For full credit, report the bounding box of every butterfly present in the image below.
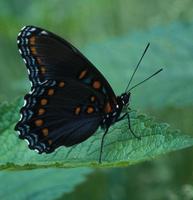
[15,25,162,163]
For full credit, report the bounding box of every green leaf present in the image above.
[0,100,19,134]
[0,168,93,200]
[0,99,193,169]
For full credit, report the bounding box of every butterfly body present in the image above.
[101,92,130,129]
[15,26,132,156]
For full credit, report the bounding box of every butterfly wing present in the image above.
[17,26,116,106]
[15,79,105,153]
[16,25,118,153]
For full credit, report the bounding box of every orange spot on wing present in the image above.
[48,89,54,96]
[58,81,65,88]
[42,128,49,136]
[92,81,101,89]
[90,96,96,102]
[78,70,87,79]
[35,119,43,127]
[104,102,112,113]
[37,57,43,65]
[87,106,94,114]
[30,47,37,55]
[48,140,52,145]
[38,108,45,115]
[75,106,81,115]
[40,66,46,74]
[41,99,48,106]
[30,36,36,45]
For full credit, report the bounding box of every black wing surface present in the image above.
[17,25,117,106]
[15,79,104,153]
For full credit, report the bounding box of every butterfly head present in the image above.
[119,92,131,106]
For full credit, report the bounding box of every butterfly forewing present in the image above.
[17,26,116,98]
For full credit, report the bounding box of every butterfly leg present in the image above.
[116,113,128,122]
[127,112,141,140]
[99,128,109,164]
[116,112,141,140]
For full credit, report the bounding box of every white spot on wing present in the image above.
[30,28,36,32]
[41,31,48,35]
[23,58,27,64]
[26,32,31,36]
[40,80,48,85]
[16,131,21,136]
[24,139,30,145]
[34,149,40,153]
[19,114,23,121]
[26,48,30,54]
[29,88,35,94]
[19,49,22,54]
[21,26,27,31]
[113,112,116,116]
[23,99,27,106]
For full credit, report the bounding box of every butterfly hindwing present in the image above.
[16,79,104,153]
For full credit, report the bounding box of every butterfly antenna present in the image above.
[128,68,163,92]
[125,43,150,92]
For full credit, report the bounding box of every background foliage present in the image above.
[0,0,193,199]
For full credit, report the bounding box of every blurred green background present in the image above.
[1,0,193,199]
